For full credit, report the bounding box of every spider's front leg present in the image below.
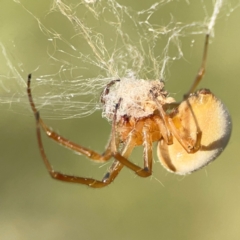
[27,74,113,162]
[27,74,126,188]
[34,111,120,188]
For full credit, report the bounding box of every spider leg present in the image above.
[27,74,112,163]
[184,33,209,98]
[168,117,202,153]
[100,79,120,104]
[168,99,202,153]
[102,103,153,178]
[166,33,209,153]
[152,92,201,153]
[150,91,173,145]
[28,75,128,187]
[34,111,123,188]
[111,120,153,178]
[113,128,153,178]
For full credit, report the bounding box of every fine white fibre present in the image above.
[102,78,175,121]
[0,0,237,119]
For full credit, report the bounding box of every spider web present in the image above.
[0,0,238,119]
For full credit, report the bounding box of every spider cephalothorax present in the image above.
[101,78,175,122]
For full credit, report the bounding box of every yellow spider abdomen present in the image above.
[158,89,232,175]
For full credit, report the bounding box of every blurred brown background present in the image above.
[0,1,240,240]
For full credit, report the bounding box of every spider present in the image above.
[27,33,232,188]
